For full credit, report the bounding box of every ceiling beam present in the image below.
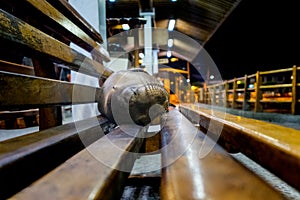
[138,0,153,12]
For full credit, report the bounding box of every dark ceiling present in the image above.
[106,0,300,80]
[106,0,240,44]
[205,0,300,79]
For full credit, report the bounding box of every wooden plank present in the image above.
[254,71,263,112]
[11,126,144,199]
[26,0,98,47]
[232,78,237,109]
[243,75,249,110]
[20,0,110,63]
[31,52,63,130]
[260,67,293,75]
[291,65,299,114]
[46,0,104,44]
[0,116,108,199]
[180,104,300,192]
[0,71,101,110]
[161,109,284,200]
[0,9,113,79]
[260,84,292,89]
[260,100,292,103]
[0,60,34,75]
[0,109,38,120]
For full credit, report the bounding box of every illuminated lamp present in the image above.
[168,19,176,31]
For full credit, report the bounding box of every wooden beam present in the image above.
[0,71,101,110]
[254,71,263,112]
[232,78,238,109]
[159,68,189,74]
[0,9,113,79]
[0,109,38,120]
[180,104,300,192]
[242,75,250,110]
[31,53,63,130]
[0,116,108,199]
[46,0,104,44]
[0,60,34,76]
[22,0,110,62]
[161,109,284,199]
[11,126,144,199]
[291,65,299,114]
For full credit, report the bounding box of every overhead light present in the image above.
[168,19,176,31]
[170,57,178,62]
[167,51,172,58]
[139,52,145,58]
[248,84,254,89]
[109,0,116,2]
[171,0,177,2]
[168,39,173,47]
[122,24,130,30]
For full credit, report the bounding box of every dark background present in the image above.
[204,0,300,80]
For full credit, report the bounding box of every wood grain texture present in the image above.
[46,0,104,44]
[180,103,300,193]
[0,71,102,109]
[0,9,112,79]
[11,126,144,200]
[0,116,107,199]
[161,109,285,200]
[24,0,110,63]
[0,60,34,75]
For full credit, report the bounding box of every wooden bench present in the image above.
[8,125,144,199]
[160,109,285,199]
[180,103,300,193]
[0,0,113,130]
[0,0,144,199]
[0,1,296,199]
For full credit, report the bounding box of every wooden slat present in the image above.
[11,126,144,199]
[0,71,101,110]
[232,78,238,109]
[0,116,108,199]
[31,49,63,129]
[180,104,300,192]
[260,68,293,75]
[46,0,104,44]
[247,73,256,78]
[260,99,292,103]
[0,9,113,79]
[21,0,110,63]
[243,75,249,110]
[254,72,263,112]
[291,65,299,114]
[0,109,38,120]
[160,109,284,200]
[260,83,292,89]
[0,60,34,76]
